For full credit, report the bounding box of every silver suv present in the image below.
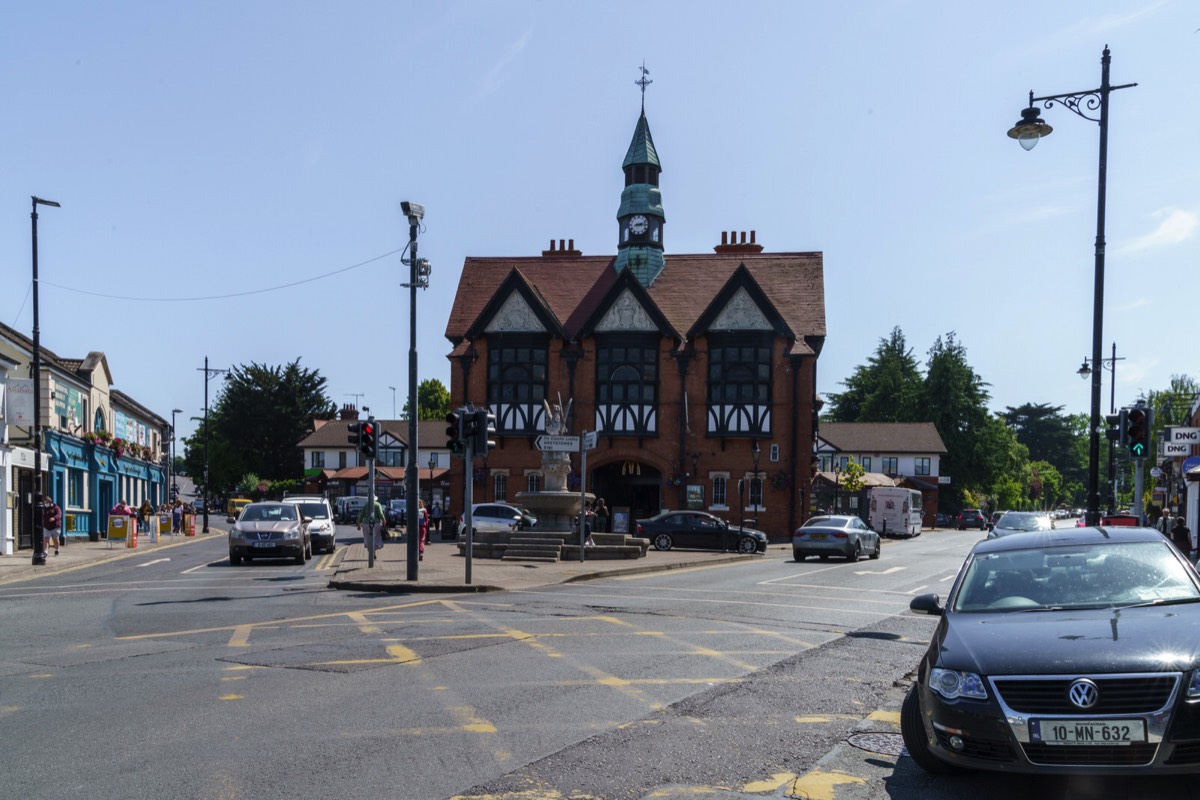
[282,495,336,554]
[460,503,525,535]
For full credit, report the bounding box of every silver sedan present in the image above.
[793,515,881,562]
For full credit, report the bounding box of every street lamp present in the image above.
[169,408,182,511]
[751,441,762,527]
[389,386,397,419]
[833,461,842,515]
[1008,46,1136,527]
[30,195,60,566]
[197,357,229,533]
[1077,342,1125,512]
[401,200,425,580]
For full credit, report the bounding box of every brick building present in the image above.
[443,101,826,538]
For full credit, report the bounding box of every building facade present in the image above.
[1,321,167,554]
[443,102,826,539]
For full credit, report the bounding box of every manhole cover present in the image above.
[846,731,906,756]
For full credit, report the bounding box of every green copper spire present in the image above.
[615,65,666,286]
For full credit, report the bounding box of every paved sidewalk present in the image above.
[328,532,779,593]
[0,526,785,592]
[0,527,228,585]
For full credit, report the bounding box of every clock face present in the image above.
[629,215,649,235]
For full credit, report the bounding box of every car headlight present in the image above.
[929,668,988,700]
[229,528,245,541]
[1187,671,1200,699]
[310,522,331,533]
[283,528,301,540]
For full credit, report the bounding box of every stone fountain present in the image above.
[514,396,593,530]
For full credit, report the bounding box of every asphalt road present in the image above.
[4,526,1200,799]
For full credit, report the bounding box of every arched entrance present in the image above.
[591,460,661,532]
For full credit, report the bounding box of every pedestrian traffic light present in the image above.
[1105,410,1126,445]
[462,408,480,447]
[346,421,362,449]
[1126,406,1151,458]
[474,409,497,453]
[360,419,378,460]
[445,410,463,456]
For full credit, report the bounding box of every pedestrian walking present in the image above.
[42,496,63,556]
[356,495,386,551]
[171,501,183,534]
[139,499,154,533]
[592,498,609,533]
[430,502,442,535]
[418,499,428,560]
[1171,517,1193,561]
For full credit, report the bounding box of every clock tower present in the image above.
[614,67,665,286]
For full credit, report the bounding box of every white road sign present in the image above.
[1168,427,1200,443]
[535,435,580,452]
[1164,442,1190,456]
[583,431,598,450]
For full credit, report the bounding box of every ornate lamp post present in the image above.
[1007,46,1135,526]
[751,441,761,528]
[169,408,182,508]
[833,460,842,515]
[1077,342,1124,512]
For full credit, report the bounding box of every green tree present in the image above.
[840,457,867,495]
[182,359,336,495]
[1002,403,1084,488]
[401,378,452,421]
[825,327,924,422]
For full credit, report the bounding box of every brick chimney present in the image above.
[713,230,764,254]
[542,238,582,257]
[339,403,359,421]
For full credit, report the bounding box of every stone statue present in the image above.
[540,395,573,492]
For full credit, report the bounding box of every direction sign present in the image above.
[1168,427,1200,443]
[535,435,580,452]
[1164,442,1190,457]
[583,431,598,451]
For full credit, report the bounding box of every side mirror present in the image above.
[226,516,236,524]
[986,522,994,531]
[909,593,944,616]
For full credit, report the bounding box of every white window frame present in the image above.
[709,472,729,511]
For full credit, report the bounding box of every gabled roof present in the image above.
[464,267,569,342]
[687,263,792,341]
[298,418,453,450]
[813,471,898,488]
[575,266,681,340]
[816,422,947,455]
[446,251,824,350]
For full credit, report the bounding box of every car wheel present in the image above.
[229,552,241,566]
[305,540,312,560]
[849,541,862,561]
[653,533,673,551]
[737,537,758,554]
[869,539,881,559]
[901,684,957,774]
[294,547,306,566]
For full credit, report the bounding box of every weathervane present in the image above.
[636,62,652,111]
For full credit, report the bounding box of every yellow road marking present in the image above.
[386,644,421,664]
[221,676,246,682]
[742,772,797,793]
[219,694,243,701]
[868,710,901,724]
[449,706,497,734]
[227,624,254,647]
[788,770,866,800]
[30,674,53,679]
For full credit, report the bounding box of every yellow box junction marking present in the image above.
[788,770,867,800]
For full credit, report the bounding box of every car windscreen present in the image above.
[995,514,1050,532]
[241,505,296,522]
[953,541,1200,612]
[297,503,329,519]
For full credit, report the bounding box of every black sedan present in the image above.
[636,511,767,554]
[903,526,1200,775]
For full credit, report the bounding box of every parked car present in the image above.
[227,501,311,565]
[935,512,956,529]
[986,510,1054,539]
[793,515,880,562]
[957,508,987,530]
[335,496,368,524]
[903,525,1200,775]
[460,503,524,535]
[635,510,767,554]
[281,495,337,554]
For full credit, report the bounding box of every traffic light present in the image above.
[346,421,362,450]
[1125,406,1151,458]
[360,419,378,460]
[1105,410,1126,445]
[445,410,463,456]
[462,408,480,446]
[474,409,497,453]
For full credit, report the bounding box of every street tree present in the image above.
[401,378,452,420]
[824,327,923,422]
[1002,403,1084,487]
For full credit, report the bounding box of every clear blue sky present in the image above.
[4,2,1197,446]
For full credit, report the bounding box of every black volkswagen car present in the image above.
[636,510,767,554]
[903,527,1200,775]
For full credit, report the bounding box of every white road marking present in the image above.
[138,558,171,567]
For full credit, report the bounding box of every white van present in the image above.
[868,487,922,538]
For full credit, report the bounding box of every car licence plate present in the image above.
[808,533,827,540]
[252,541,276,549]
[1030,719,1146,745]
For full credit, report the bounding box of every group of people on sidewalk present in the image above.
[107,498,195,535]
[356,496,430,561]
[1158,509,1194,562]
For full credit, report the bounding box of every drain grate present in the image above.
[847,731,907,757]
